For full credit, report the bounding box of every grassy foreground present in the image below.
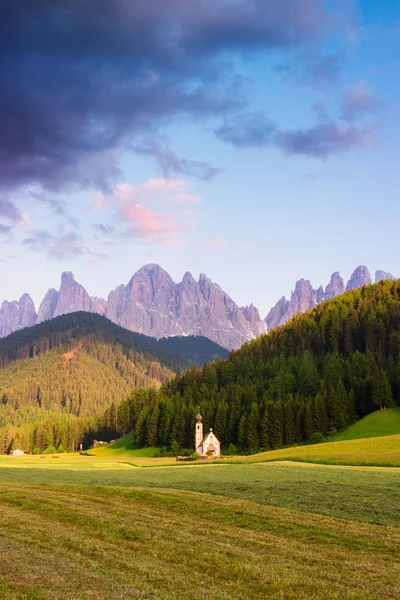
[1,459,400,526]
[2,438,400,598]
[1,480,400,600]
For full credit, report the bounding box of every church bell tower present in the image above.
[195,410,203,451]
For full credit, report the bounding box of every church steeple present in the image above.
[195,409,203,451]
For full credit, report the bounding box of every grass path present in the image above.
[1,482,400,599]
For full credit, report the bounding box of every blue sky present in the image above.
[0,0,399,316]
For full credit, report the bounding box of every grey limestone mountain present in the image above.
[265,265,395,331]
[324,272,345,300]
[0,294,37,337]
[0,263,397,348]
[1,264,266,349]
[36,289,59,324]
[346,265,372,291]
[105,264,266,349]
[37,272,106,323]
[375,270,395,283]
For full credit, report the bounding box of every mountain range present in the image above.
[265,266,395,330]
[0,264,396,349]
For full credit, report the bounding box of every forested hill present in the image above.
[0,312,228,370]
[119,279,400,451]
[0,312,228,453]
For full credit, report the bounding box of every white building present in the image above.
[195,412,221,457]
[12,449,25,456]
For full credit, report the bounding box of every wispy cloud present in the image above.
[96,179,201,247]
[215,110,379,158]
[22,229,107,261]
[275,122,378,158]
[341,82,384,121]
[215,112,277,148]
[133,140,223,181]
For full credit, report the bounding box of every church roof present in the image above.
[200,430,220,446]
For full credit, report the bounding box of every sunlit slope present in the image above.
[92,433,158,457]
[250,434,400,467]
[333,408,400,441]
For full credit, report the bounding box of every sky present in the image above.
[1,0,399,317]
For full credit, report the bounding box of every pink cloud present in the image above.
[108,180,201,247]
[202,238,228,248]
[114,179,201,206]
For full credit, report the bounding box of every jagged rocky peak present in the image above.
[90,297,107,316]
[265,296,290,331]
[128,263,174,288]
[181,271,197,287]
[53,271,92,318]
[18,294,37,328]
[0,294,37,337]
[104,264,266,349]
[316,286,325,304]
[375,270,396,283]
[346,266,372,291]
[325,272,345,300]
[242,303,261,325]
[37,289,59,324]
[61,271,75,283]
[291,279,316,313]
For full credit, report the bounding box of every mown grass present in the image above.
[1,481,400,600]
[1,459,400,526]
[333,408,400,441]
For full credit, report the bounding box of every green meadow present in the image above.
[333,407,400,441]
[1,439,400,599]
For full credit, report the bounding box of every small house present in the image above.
[12,449,25,456]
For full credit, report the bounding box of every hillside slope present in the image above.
[114,279,400,451]
[333,408,400,441]
[0,312,227,453]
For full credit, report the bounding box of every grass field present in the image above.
[243,433,400,467]
[2,480,400,600]
[2,433,400,599]
[93,433,159,457]
[333,407,400,441]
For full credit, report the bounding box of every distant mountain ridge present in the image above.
[0,265,265,349]
[265,266,395,330]
[0,264,396,349]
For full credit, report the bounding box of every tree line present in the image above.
[104,280,400,452]
[2,280,400,454]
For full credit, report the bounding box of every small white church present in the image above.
[195,411,221,457]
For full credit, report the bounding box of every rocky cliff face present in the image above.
[1,265,265,349]
[37,289,59,324]
[346,266,372,291]
[0,263,397,348]
[105,264,266,349]
[265,266,395,331]
[325,272,345,300]
[375,270,395,283]
[37,272,107,323]
[0,294,37,337]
